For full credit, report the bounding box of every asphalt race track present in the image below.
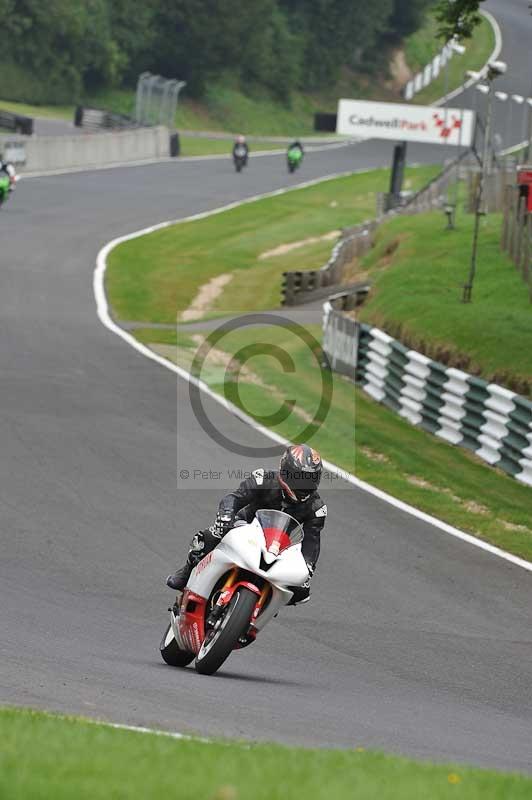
[1,0,531,774]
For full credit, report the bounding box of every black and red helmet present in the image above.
[279,444,322,502]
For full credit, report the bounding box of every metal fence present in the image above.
[74,106,138,131]
[281,155,467,306]
[0,109,33,135]
[135,72,186,128]
[501,184,532,299]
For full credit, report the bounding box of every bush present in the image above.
[0,61,81,105]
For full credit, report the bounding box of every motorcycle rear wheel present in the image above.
[195,587,257,675]
[159,623,194,667]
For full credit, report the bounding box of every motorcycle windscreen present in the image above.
[256,508,303,557]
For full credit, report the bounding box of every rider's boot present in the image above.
[166,560,193,590]
[166,532,205,590]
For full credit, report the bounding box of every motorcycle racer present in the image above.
[167,444,326,605]
[232,133,249,163]
[287,140,304,160]
[0,156,16,184]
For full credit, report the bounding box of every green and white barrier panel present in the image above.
[323,313,532,486]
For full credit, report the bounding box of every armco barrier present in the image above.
[282,222,376,304]
[0,108,33,135]
[322,314,532,486]
[0,125,171,173]
[74,106,138,130]
[282,154,468,306]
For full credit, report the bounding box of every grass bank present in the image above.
[2,708,531,799]
[106,166,439,323]
[354,210,532,395]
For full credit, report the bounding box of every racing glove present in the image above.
[213,510,235,538]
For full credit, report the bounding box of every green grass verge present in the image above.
[2,708,532,800]
[408,15,495,105]
[140,322,532,561]
[106,165,439,324]
[0,99,73,120]
[178,136,284,156]
[356,210,532,395]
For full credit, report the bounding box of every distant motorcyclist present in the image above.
[232,134,249,164]
[287,140,304,173]
[0,156,16,187]
[167,444,327,605]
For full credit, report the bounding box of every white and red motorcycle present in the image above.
[159,509,309,675]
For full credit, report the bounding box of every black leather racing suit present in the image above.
[192,468,327,571]
[232,141,249,162]
[0,160,15,179]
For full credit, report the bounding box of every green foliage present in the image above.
[435,0,486,41]
[0,0,435,106]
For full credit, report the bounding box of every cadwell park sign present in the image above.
[337,99,475,147]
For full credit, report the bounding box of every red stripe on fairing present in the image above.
[263,527,292,553]
[178,590,207,654]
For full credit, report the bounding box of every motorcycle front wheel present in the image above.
[159,623,194,667]
[195,587,257,675]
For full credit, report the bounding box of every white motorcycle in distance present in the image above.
[233,144,248,172]
[160,509,310,676]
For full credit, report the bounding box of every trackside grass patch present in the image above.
[356,210,532,395]
[105,166,439,324]
[2,708,531,800]
[138,324,532,561]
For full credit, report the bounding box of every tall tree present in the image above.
[435,0,486,40]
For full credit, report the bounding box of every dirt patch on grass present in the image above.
[360,446,390,464]
[181,273,233,322]
[499,520,531,534]
[387,49,413,91]
[462,500,489,516]
[406,475,437,490]
[259,230,341,260]
[405,476,491,516]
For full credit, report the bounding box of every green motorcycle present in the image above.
[0,163,17,208]
[0,174,10,207]
[287,145,303,174]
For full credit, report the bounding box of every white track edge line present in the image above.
[94,176,532,576]
[97,721,190,740]
[93,719,241,747]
